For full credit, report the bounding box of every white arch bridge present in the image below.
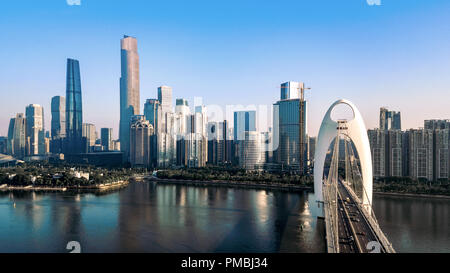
[314,99,395,253]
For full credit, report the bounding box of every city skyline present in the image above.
[1,0,450,137]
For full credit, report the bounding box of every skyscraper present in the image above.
[7,113,27,159]
[280,81,301,100]
[120,35,140,162]
[144,99,161,132]
[273,82,308,173]
[51,96,66,153]
[101,128,113,151]
[158,86,173,113]
[233,111,256,141]
[380,107,401,130]
[82,123,96,153]
[51,96,66,139]
[65,58,83,154]
[130,115,154,167]
[25,104,45,155]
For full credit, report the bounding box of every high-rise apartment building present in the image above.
[120,35,140,162]
[368,129,386,178]
[380,107,401,130]
[407,129,434,181]
[25,104,45,155]
[65,58,83,155]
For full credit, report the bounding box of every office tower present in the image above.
[51,96,66,139]
[82,123,96,153]
[175,99,190,166]
[7,114,27,159]
[120,35,140,162]
[280,81,301,100]
[65,58,83,154]
[129,115,154,167]
[239,131,265,170]
[101,128,113,151]
[175,98,190,136]
[368,129,386,178]
[207,121,226,165]
[25,104,45,155]
[184,106,208,167]
[380,107,401,130]
[233,111,256,141]
[424,119,450,130]
[408,129,434,181]
[158,86,173,113]
[50,96,65,153]
[144,99,161,132]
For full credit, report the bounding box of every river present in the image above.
[0,182,447,253]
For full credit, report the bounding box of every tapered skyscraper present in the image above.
[120,35,140,162]
[65,58,83,154]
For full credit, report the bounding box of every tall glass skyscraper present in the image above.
[7,113,27,159]
[233,111,256,141]
[51,96,66,139]
[25,104,45,155]
[273,82,308,172]
[120,35,140,162]
[65,58,83,155]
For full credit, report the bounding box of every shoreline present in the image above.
[154,177,450,199]
[373,191,450,200]
[0,180,130,192]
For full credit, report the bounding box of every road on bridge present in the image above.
[337,180,384,253]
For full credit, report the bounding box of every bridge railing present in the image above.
[342,182,396,253]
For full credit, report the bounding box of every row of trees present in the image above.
[0,162,148,187]
[374,177,450,196]
[157,167,313,186]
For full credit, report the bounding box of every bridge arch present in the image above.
[314,99,373,206]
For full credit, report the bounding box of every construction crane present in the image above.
[299,83,311,174]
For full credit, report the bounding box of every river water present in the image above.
[0,182,447,253]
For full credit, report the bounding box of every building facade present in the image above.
[380,107,401,130]
[120,35,140,162]
[130,115,154,167]
[65,58,83,155]
[25,104,45,155]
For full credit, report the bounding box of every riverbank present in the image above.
[374,191,450,200]
[152,177,450,199]
[0,180,130,192]
[151,177,312,192]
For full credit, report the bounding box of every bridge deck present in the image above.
[323,180,395,253]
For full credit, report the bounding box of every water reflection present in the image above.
[2,184,448,253]
[373,195,450,253]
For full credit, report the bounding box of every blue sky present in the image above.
[1,0,449,137]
